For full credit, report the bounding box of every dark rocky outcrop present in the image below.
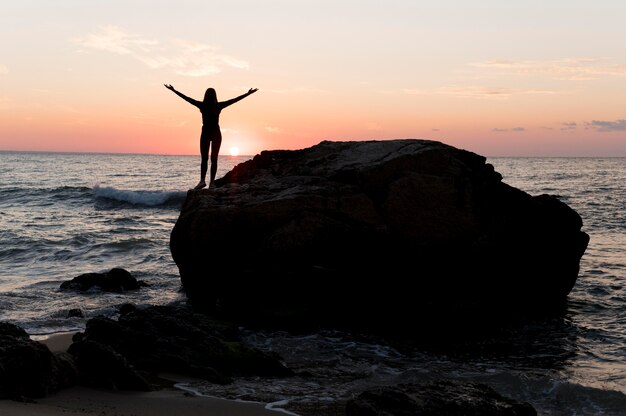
[169,139,589,329]
[345,381,537,416]
[67,304,292,387]
[68,338,151,391]
[0,322,78,400]
[60,267,148,292]
[1,304,292,399]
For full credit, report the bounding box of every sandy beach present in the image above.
[0,333,281,416]
[0,387,283,416]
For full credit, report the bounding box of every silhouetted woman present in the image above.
[164,84,258,189]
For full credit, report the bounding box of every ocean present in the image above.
[0,151,624,415]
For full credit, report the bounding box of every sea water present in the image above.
[0,151,624,415]
[0,151,245,335]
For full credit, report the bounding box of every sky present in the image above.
[1,0,626,157]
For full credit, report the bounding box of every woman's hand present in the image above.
[164,84,175,91]
[248,88,258,94]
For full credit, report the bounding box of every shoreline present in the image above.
[0,332,286,416]
[0,386,282,416]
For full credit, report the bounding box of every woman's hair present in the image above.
[203,88,217,104]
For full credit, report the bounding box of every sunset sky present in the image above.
[1,1,626,156]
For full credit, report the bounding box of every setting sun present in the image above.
[229,146,240,156]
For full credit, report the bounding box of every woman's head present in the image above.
[203,88,217,104]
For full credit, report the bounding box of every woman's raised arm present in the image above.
[220,88,258,109]
[164,84,201,107]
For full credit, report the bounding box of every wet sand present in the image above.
[0,387,280,416]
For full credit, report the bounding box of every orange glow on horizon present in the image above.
[0,4,625,157]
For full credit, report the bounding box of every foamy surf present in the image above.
[93,184,186,207]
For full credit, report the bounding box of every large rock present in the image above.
[68,338,151,391]
[68,304,292,387]
[60,267,147,292]
[169,139,589,326]
[0,322,78,399]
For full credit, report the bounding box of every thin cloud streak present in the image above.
[471,58,626,81]
[402,86,556,99]
[261,87,333,95]
[492,127,526,132]
[73,25,249,77]
[588,119,626,132]
[74,25,157,55]
[561,122,578,131]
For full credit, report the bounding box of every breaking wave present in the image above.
[93,185,186,207]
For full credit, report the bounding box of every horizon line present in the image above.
[1,148,625,158]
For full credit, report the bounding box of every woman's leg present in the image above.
[209,130,222,186]
[195,128,209,189]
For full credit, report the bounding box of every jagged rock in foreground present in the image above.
[0,304,292,399]
[170,139,589,327]
[67,304,292,388]
[0,322,77,399]
[345,381,537,416]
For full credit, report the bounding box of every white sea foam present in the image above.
[93,184,186,206]
[173,383,300,415]
[265,399,300,415]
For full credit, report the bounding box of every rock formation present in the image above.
[60,267,147,292]
[170,139,589,328]
[0,322,77,399]
[67,304,292,387]
[0,303,292,400]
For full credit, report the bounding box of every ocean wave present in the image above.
[0,185,93,206]
[93,185,186,207]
